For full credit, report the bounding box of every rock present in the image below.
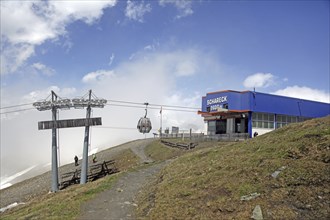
[240,192,260,201]
[116,188,123,192]
[279,166,287,171]
[271,166,287,178]
[251,205,263,220]
[271,170,281,178]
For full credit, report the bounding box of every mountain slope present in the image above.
[137,116,330,219]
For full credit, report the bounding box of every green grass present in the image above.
[136,116,330,219]
[144,140,185,161]
[1,174,119,220]
[114,148,141,171]
[0,148,140,219]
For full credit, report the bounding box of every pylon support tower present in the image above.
[51,91,59,192]
[80,90,92,184]
[33,89,106,192]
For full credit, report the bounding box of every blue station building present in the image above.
[198,90,330,138]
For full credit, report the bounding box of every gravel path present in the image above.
[79,162,166,220]
[78,138,166,219]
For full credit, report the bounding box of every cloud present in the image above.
[143,40,160,52]
[80,48,206,133]
[243,72,275,88]
[175,59,198,76]
[1,47,209,186]
[1,43,35,74]
[80,48,207,132]
[162,92,202,131]
[125,0,152,22]
[159,0,193,19]
[82,70,116,83]
[273,86,330,103]
[1,84,82,179]
[31,62,55,76]
[0,1,117,74]
[108,53,115,66]
[144,49,200,77]
[22,86,77,102]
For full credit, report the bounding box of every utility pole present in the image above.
[80,90,92,184]
[51,91,59,192]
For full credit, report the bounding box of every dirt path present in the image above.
[79,162,165,220]
[78,139,165,220]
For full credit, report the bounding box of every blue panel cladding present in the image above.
[240,92,252,110]
[201,90,330,118]
[203,91,248,112]
[295,99,330,117]
[201,96,207,112]
[248,111,252,138]
[252,92,330,117]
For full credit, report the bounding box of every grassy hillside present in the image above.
[137,116,330,219]
[2,117,329,219]
[0,149,140,219]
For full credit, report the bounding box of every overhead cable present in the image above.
[107,99,200,110]
[0,103,34,109]
[0,107,35,115]
[93,126,158,131]
[1,97,200,114]
[107,103,197,112]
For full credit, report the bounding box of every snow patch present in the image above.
[0,202,25,213]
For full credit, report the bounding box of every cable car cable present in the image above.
[1,98,200,114]
[0,107,35,115]
[0,103,34,109]
[107,99,199,110]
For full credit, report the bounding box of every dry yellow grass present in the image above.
[137,116,330,219]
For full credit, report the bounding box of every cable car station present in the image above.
[198,90,330,138]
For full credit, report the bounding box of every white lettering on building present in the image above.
[210,105,220,111]
[207,96,228,105]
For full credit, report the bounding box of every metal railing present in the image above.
[160,132,249,142]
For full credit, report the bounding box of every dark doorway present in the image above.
[216,120,227,134]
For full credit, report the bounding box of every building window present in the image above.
[276,115,308,128]
[298,116,310,122]
[208,121,216,135]
[252,112,275,129]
